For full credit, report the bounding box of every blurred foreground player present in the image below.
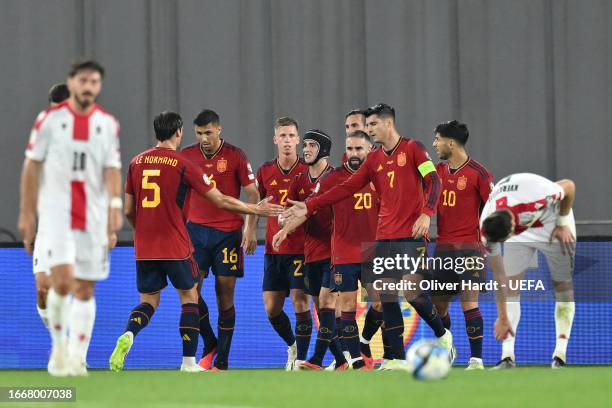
[481,173,576,369]
[431,120,493,370]
[256,117,311,370]
[19,61,122,376]
[283,104,454,370]
[109,111,281,372]
[182,109,260,371]
[28,83,70,328]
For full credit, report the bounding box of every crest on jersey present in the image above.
[397,152,407,167]
[457,175,467,190]
[334,272,342,286]
[217,159,227,173]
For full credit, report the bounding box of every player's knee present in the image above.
[434,300,450,317]
[73,284,94,300]
[341,293,357,312]
[371,301,382,312]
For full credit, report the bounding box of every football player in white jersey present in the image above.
[30,83,70,329]
[19,60,123,376]
[480,173,576,369]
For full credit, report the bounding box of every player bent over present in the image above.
[481,173,576,369]
[109,111,282,372]
[19,61,122,376]
[431,120,494,370]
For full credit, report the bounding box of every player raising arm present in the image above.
[109,111,281,373]
[283,104,453,370]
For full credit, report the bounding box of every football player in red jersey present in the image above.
[109,111,281,372]
[343,109,391,368]
[431,120,493,370]
[274,130,378,370]
[283,104,454,370]
[181,110,260,371]
[256,117,312,370]
[274,129,348,370]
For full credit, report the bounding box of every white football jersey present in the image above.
[480,173,565,244]
[25,102,121,238]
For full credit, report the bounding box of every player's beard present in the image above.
[348,157,363,171]
[75,92,95,110]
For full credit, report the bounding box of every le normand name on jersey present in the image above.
[135,155,178,167]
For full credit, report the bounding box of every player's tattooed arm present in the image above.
[18,158,41,255]
[488,252,515,341]
[242,183,261,255]
[551,179,576,255]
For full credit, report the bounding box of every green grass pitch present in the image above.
[0,367,609,408]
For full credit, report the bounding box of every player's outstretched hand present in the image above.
[494,316,515,341]
[255,196,284,217]
[412,213,431,239]
[272,229,288,252]
[282,199,307,221]
[241,226,257,255]
[17,211,36,255]
[549,225,576,255]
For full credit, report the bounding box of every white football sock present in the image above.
[46,289,70,349]
[553,299,575,362]
[37,306,49,328]
[182,356,197,367]
[68,297,96,363]
[360,335,370,344]
[501,296,521,361]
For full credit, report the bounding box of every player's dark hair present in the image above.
[274,116,299,130]
[482,211,513,242]
[68,59,105,78]
[193,109,220,127]
[364,103,395,120]
[347,130,372,144]
[154,111,183,142]
[48,83,69,104]
[434,120,469,145]
[345,108,365,120]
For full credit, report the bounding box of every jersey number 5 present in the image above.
[141,169,161,208]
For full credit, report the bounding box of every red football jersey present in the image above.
[256,158,308,254]
[306,138,441,240]
[181,140,255,232]
[435,159,493,243]
[288,164,334,263]
[315,164,379,264]
[125,147,213,260]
